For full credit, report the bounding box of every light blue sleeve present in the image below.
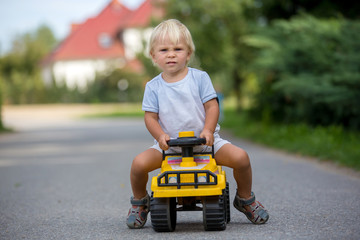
[199,71,217,104]
[142,83,159,113]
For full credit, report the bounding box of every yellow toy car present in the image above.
[150,131,230,232]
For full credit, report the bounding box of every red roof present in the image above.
[121,0,164,28]
[44,0,164,64]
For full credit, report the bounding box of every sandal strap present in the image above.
[235,191,255,206]
[130,193,150,206]
[127,193,150,229]
[233,191,269,224]
[127,205,149,229]
[254,206,269,220]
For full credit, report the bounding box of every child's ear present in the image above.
[187,50,192,62]
[150,51,156,63]
[150,52,158,66]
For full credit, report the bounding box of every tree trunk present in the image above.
[233,69,243,112]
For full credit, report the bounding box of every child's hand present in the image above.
[158,134,170,151]
[200,129,214,146]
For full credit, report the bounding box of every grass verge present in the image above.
[222,108,360,171]
[0,126,12,133]
[82,103,144,118]
[84,111,144,118]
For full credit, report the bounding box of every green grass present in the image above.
[0,125,12,133]
[82,104,144,118]
[84,111,144,118]
[222,108,360,171]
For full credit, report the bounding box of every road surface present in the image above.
[1,105,359,239]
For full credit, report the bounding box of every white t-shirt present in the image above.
[142,67,220,140]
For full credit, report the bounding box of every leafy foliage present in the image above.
[259,0,360,20]
[250,15,360,129]
[165,0,257,108]
[82,69,145,103]
[223,108,360,170]
[0,24,57,104]
[0,24,146,105]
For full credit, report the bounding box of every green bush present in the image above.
[251,15,360,130]
[82,69,145,103]
[222,109,360,170]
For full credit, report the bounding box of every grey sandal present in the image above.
[126,193,150,229]
[233,192,269,224]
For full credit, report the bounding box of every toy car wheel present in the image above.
[150,194,177,232]
[225,182,231,223]
[202,194,226,231]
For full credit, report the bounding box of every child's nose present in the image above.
[167,50,176,57]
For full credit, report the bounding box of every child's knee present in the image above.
[235,149,251,170]
[131,149,162,174]
[131,155,148,174]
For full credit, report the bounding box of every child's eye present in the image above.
[160,49,167,52]
[175,48,183,51]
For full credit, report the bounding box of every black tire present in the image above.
[202,194,226,231]
[225,182,231,223]
[150,195,177,232]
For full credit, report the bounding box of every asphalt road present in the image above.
[1,106,359,240]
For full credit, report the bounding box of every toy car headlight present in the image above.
[169,176,177,183]
[198,175,207,183]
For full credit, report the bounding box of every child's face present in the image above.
[151,36,191,76]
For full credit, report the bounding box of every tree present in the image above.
[0,24,57,104]
[0,24,57,130]
[83,69,145,103]
[258,0,360,21]
[249,15,360,129]
[0,74,4,130]
[165,0,257,110]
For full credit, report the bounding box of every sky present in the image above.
[0,0,145,54]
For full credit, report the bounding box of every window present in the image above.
[98,33,113,48]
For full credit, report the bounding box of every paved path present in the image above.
[1,105,359,240]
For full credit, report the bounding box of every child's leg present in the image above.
[215,143,252,199]
[215,143,269,224]
[130,148,163,200]
[127,148,163,229]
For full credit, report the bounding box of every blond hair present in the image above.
[149,19,195,58]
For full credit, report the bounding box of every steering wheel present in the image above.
[167,137,206,147]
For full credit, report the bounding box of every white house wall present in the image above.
[43,28,152,90]
[123,28,153,60]
[52,59,111,89]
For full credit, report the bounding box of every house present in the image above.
[41,0,164,89]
